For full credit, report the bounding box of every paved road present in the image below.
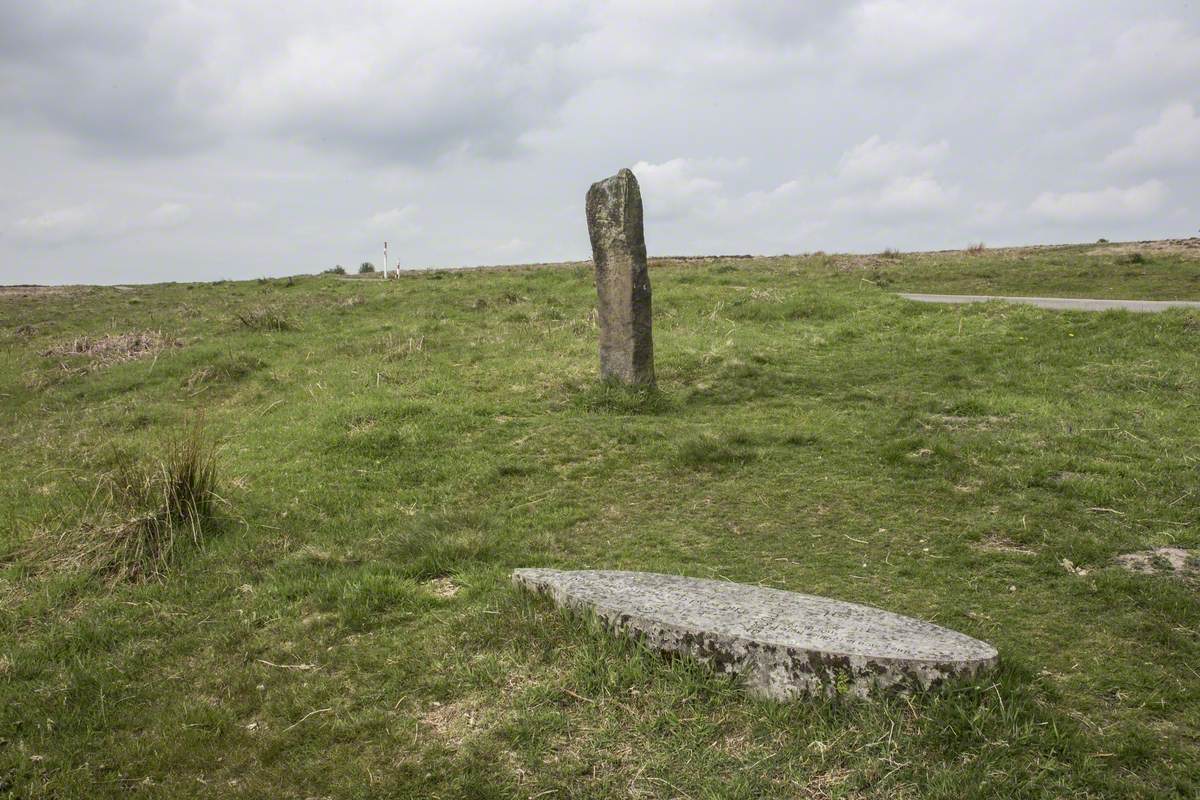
[898,293,1200,313]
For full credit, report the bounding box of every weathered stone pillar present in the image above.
[586,168,654,385]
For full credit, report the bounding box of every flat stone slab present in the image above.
[513,569,998,700]
[899,293,1200,313]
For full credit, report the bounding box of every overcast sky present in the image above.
[2,1,1198,285]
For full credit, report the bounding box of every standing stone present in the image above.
[586,168,654,385]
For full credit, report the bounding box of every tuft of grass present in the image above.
[880,247,902,259]
[966,242,987,254]
[235,305,295,331]
[673,431,759,470]
[183,353,265,390]
[576,380,672,414]
[56,423,223,583]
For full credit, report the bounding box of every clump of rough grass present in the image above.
[879,247,902,259]
[56,424,223,582]
[235,306,295,331]
[577,380,671,414]
[966,242,986,254]
[183,353,264,390]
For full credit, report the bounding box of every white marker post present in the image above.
[383,241,389,279]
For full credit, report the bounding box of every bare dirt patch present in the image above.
[426,577,459,598]
[1115,547,1200,582]
[41,330,180,371]
[419,700,481,748]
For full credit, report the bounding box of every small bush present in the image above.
[359,262,376,274]
[1119,252,1147,265]
[966,242,986,254]
[880,248,901,259]
[323,265,346,275]
[235,306,294,331]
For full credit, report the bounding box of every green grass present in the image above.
[875,242,1200,299]
[1,242,1199,798]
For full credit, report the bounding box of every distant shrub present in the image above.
[323,265,346,275]
[1097,238,1109,244]
[966,242,986,254]
[359,262,376,274]
[880,248,901,259]
[1120,252,1147,265]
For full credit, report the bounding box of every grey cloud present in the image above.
[1,1,1198,285]
[0,2,220,154]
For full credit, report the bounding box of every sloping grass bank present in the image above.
[1,242,1198,798]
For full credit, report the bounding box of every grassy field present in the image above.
[2,241,1199,798]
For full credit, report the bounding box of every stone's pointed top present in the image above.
[513,569,998,699]
[590,166,637,186]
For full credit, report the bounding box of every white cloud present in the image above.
[1111,20,1200,83]
[835,174,958,217]
[970,200,1008,227]
[146,202,191,229]
[1030,180,1167,222]
[631,159,725,220]
[362,205,421,244]
[366,205,418,229]
[838,136,949,182]
[8,202,192,245]
[1104,102,1200,171]
[848,0,983,70]
[10,205,102,245]
[876,174,957,212]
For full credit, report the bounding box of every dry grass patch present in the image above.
[41,330,180,371]
[974,534,1037,556]
[1086,238,1200,258]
